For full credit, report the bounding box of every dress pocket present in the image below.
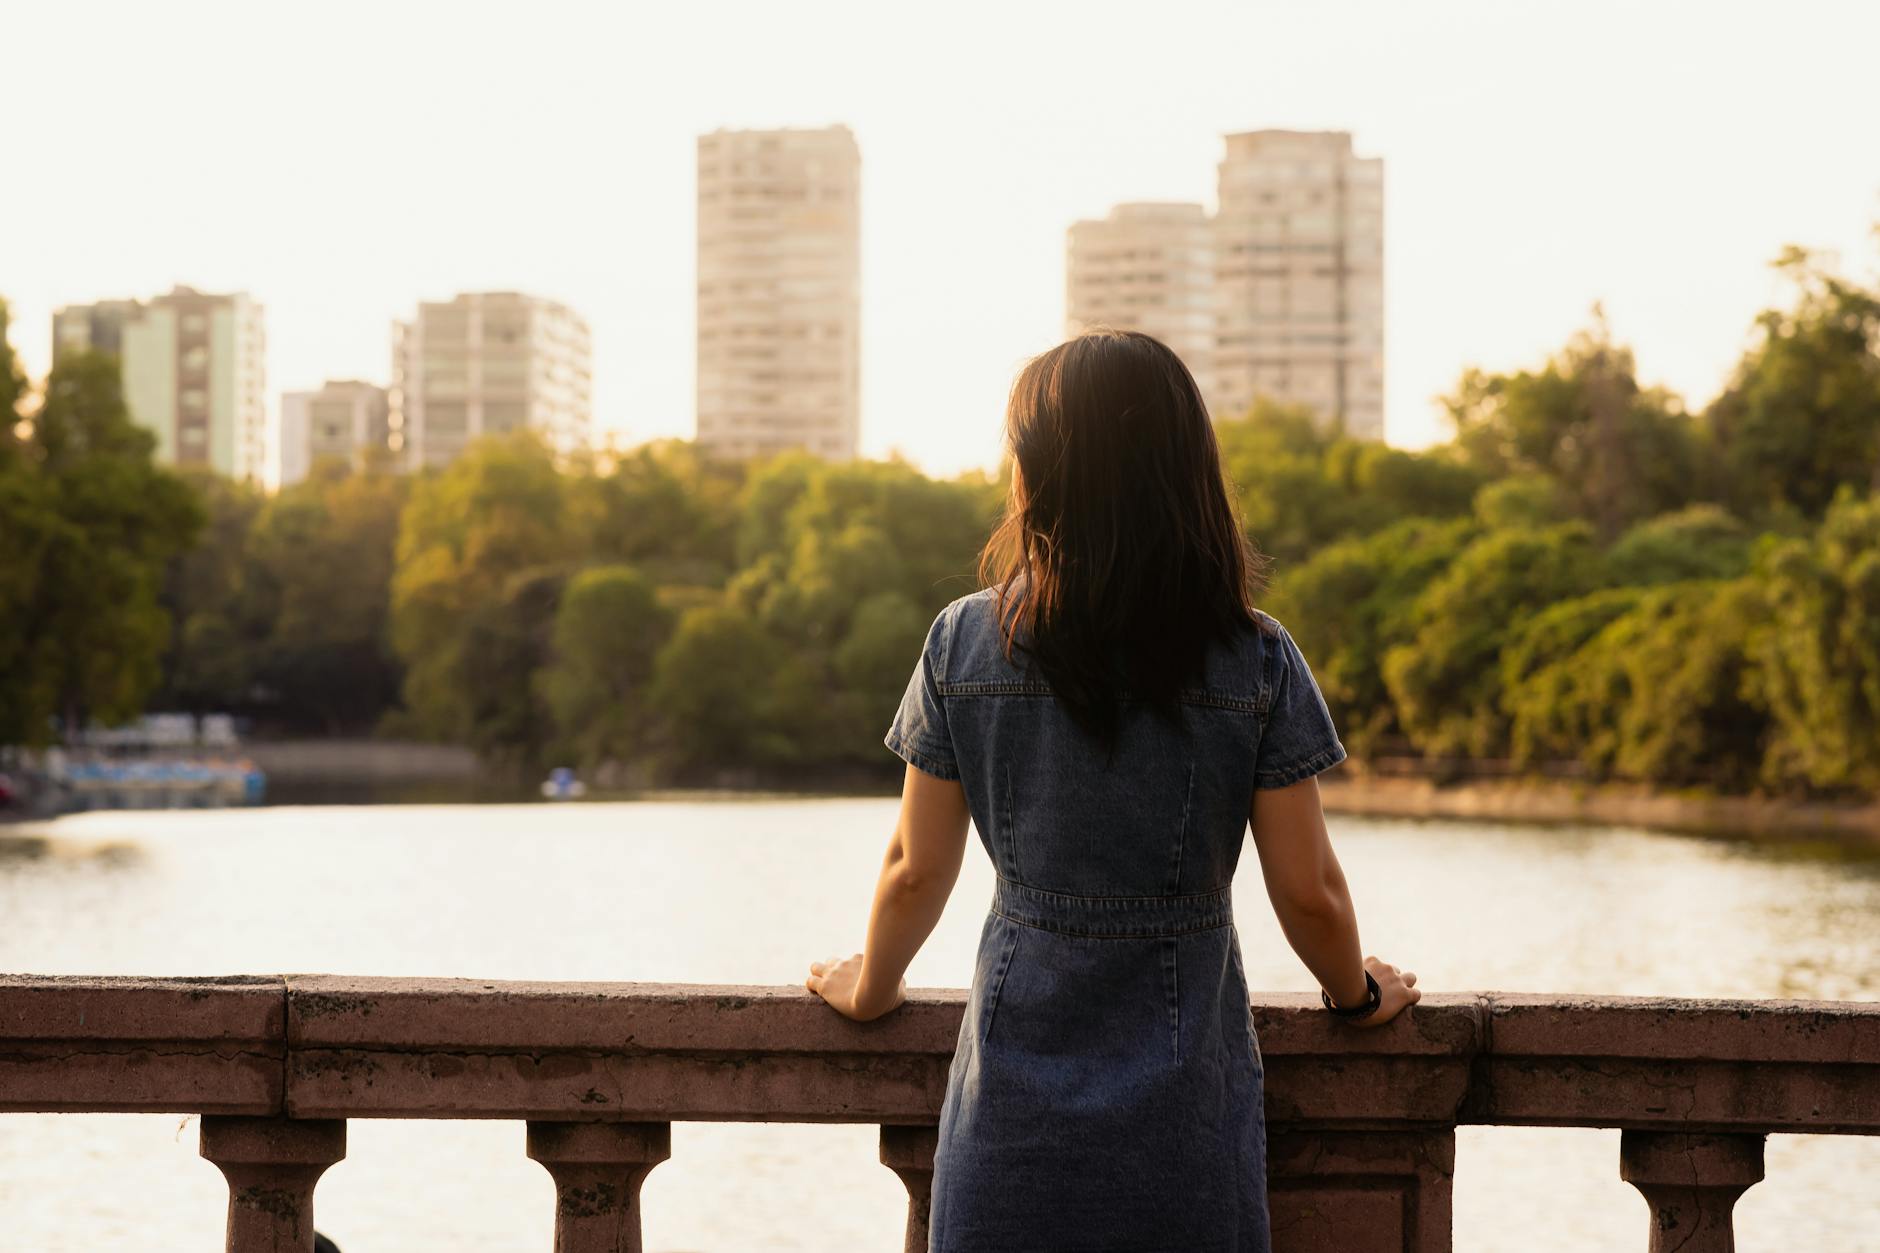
[977,916,1022,1047]
[1228,925,1263,1079]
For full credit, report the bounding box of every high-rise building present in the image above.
[695,124,861,461]
[389,291,592,471]
[51,287,268,480]
[279,380,390,487]
[1065,203,1215,382]
[1211,130,1384,438]
[51,299,143,364]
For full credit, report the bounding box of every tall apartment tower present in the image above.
[1211,130,1384,438]
[695,125,861,461]
[279,380,390,487]
[1065,203,1216,382]
[389,292,592,471]
[51,287,268,481]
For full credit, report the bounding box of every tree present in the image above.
[539,564,673,768]
[245,465,409,732]
[158,468,266,713]
[647,604,800,771]
[1382,523,1601,756]
[452,567,566,768]
[1706,248,1880,518]
[1603,505,1753,587]
[1264,517,1478,748]
[0,299,68,744]
[391,432,577,754]
[1445,316,1703,539]
[1504,582,1766,787]
[1215,399,1480,567]
[9,352,200,740]
[1499,587,1647,765]
[0,298,24,437]
[1750,489,1880,792]
[832,590,930,759]
[569,439,739,586]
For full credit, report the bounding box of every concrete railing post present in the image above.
[1267,1127,1455,1252]
[879,1124,939,1253]
[1619,1131,1765,1253]
[526,1121,671,1253]
[198,1116,346,1253]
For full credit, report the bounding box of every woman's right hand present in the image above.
[1348,955,1419,1028]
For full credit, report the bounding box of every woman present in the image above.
[805,329,1419,1251]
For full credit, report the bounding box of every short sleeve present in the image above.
[1253,622,1347,789]
[884,605,961,781]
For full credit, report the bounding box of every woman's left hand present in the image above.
[806,952,904,1022]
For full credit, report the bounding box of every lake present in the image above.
[1,798,1876,1250]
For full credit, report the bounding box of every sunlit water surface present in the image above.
[1,799,1876,1251]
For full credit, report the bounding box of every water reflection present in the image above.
[0,831,143,869]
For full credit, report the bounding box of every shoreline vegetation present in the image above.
[5,240,1880,820]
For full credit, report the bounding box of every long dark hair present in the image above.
[977,329,1269,755]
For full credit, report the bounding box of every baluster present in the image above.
[1266,1127,1454,1253]
[198,1115,346,1253]
[526,1121,671,1253]
[879,1125,939,1253]
[1619,1131,1765,1253]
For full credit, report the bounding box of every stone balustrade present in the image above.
[2,975,1875,1252]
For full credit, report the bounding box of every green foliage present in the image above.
[2,352,201,742]
[1382,524,1602,756]
[1264,517,1478,748]
[1499,587,1648,766]
[391,433,579,751]
[569,440,739,585]
[159,469,266,711]
[1750,490,1880,792]
[647,604,802,770]
[539,565,673,768]
[1446,318,1702,539]
[247,467,409,731]
[1472,473,1573,530]
[0,298,24,434]
[1504,582,1766,787]
[1707,249,1880,518]
[1603,505,1753,586]
[1217,400,1480,567]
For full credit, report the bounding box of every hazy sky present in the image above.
[5,0,1877,477]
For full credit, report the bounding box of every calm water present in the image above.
[1,799,1876,1251]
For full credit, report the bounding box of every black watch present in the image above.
[1321,970,1381,1019]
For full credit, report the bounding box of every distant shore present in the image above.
[1316,773,1880,851]
[21,738,1877,852]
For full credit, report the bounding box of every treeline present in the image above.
[3,243,1878,793]
[1258,250,1880,795]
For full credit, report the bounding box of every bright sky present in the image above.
[5,0,1877,477]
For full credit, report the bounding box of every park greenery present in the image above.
[3,244,1879,794]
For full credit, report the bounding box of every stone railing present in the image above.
[2,976,1875,1252]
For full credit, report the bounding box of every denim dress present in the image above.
[884,587,1347,1253]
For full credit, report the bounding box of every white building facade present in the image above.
[279,380,390,486]
[1065,202,1216,384]
[696,125,861,461]
[1211,130,1384,439]
[52,287,268,480]
[389,292,592,471]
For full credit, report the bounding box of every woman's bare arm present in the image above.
[807,763,972,1021]
[1248,776,1418,1026]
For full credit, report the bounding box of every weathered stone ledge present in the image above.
[2,976,1873,1131]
